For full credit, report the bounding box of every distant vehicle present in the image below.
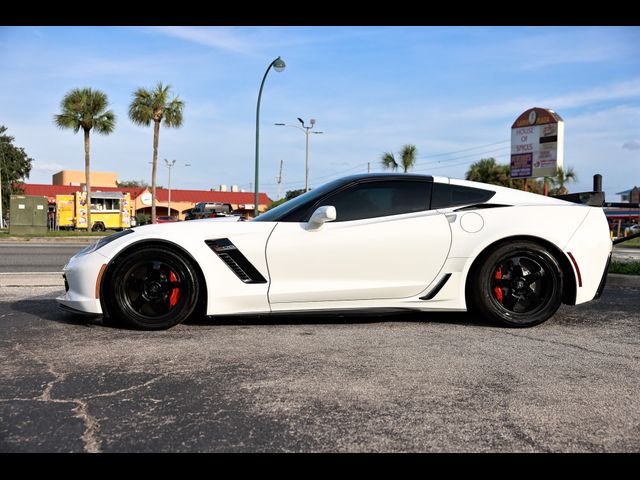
[185,202,233,220]
[56,191,135,232]
[629,224,639,235]
[59,173,612,330]
[155,216,179,224]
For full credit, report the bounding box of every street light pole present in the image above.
[275,118,323,192]
[254,56,286,218]
[0,140,6,229]
[163,159,190,217]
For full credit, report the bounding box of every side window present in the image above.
[315,180,432,222]
[431,183,495,209]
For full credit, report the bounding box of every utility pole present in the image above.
[161,159,190,218]
[367,162,370,173]
[276,159,284,199]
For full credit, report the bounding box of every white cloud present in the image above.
[31,162,66,172]
[151,27,254,54]
[622,139,640,150]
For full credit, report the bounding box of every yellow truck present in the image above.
[56,191,135,231]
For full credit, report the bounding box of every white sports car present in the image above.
[58,173,612,330]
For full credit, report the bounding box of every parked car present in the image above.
[58,173,612,330]
[185,202,232,220]
[155,216,179,224]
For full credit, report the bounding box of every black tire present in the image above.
[104,246,200,330]
[468,241,563,328]
[92,222,105,232]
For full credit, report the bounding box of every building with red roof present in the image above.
[21,183,272,220]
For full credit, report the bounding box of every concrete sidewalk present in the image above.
[0,236,105,244]
[0,272,64,287]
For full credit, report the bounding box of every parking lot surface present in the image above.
[1,283,638,452]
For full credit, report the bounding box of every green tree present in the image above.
[54,88,116,230]
[381,144,418,173]
[466,157,545,193]
[465,157,511,186]
[128,82,184,224]
[550,166,578,195]
[117,179,149,188]
[0,125,34,227]
[265,188,305,211]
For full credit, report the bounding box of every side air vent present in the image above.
[205,239,267,284]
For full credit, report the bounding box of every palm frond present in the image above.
[163,97,184,128]
[380,152,398,171]
[54,87,115,134]
[400,144,417,173]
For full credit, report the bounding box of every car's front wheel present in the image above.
[104,246,200,330]
[469,241,563,327]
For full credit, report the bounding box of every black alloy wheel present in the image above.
[105,246,200,330]
[469,241,563,327]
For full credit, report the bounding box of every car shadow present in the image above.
[186,309,495,328]
[7,295,495,329]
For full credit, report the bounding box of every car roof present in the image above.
[333,172,434,185]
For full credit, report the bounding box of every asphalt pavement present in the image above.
[0,282,638,452]
[0,243,86,273]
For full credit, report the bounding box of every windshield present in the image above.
[253,178,344,222]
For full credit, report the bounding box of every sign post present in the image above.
[510,108,564,191]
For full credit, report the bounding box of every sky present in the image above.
[0,26,639,201]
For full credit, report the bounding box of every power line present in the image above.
[264,140,512,191]
[416,139,510,159]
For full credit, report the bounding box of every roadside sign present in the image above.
[511,108,564,179]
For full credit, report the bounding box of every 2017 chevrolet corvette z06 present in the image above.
[57,173,612,330]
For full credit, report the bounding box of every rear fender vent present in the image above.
[205,239,267,284]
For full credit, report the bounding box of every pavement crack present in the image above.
[500,331,640,361]
[13,343,103,453]
[84,375,165,400]
[72,399,102,453]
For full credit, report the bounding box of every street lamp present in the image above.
[163,159,190,217]
[149,160,190,219]
[254,56,286,217]
[275,118,323,192]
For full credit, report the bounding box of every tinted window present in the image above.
[314,180,431,222]
[254,178,345,222]
[431,183,495,209]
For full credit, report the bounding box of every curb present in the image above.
[606,273,640,289]
[0,236,105,244]
[0,272,64,287]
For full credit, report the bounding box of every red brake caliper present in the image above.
[169,271,180,308]
[494,266,503,303]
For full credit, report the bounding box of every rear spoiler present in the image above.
[551,174,606,207]
[552,191,605,207]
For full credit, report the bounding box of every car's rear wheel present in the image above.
[105,246,200,330]
[469,241,563,327]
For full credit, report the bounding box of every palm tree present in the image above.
[380,144,418,173]
[128,82,184,223]
[551,166,578,195]
[54,88,116,230]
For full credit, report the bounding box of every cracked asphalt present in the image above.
[0,284,639,452]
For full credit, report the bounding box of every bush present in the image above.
[609,261,640,275]
[135,213,151,226]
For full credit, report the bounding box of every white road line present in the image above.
[0,272,63,275]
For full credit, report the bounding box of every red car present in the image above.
[155,216,179,224]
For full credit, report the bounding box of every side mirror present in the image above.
[307,205,336,229]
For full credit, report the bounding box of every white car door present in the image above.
[265,179,452,305]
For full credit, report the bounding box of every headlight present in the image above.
[75,229,134,257]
